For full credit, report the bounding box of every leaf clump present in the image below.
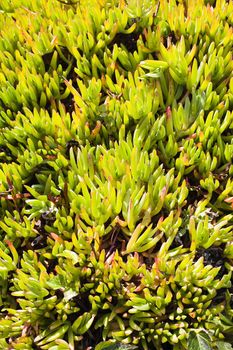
[0,0,232,349]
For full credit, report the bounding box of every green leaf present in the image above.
[64,289,78,302]
[57,250,79,264]
[139,60,168,70]
[95,342,138,350]
[95,340,117,350]
[47,275,66,290]
[27,278,49,298]
[188,331,212,350]
[139,69,164,79]
[216,342,233,350]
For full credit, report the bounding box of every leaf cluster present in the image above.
[0,0,232,349]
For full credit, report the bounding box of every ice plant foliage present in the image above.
[0,0,232,349]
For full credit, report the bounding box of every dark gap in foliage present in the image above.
[151,51,160,60]
[41,210,57,223]
[229,287,233,309]
[108,71,118,85]
[23,212,56,251]
[54,289,64,300]
[45,258,58,274]
[42,47,77,114]
[165,300,177,316]
[0,146,16,163]
[124,273,142,288]
[222,130,232,140]
[56,0,79,6]
[63,91,75,114]
[65,139,80,157]
[156,151,174,171]
[185,313,198,326]
[143,255,156,271]
[100,224,126,259]
[36,214,56,231]
[126,17,142,28]
[171,207,191,250]
[210,190,221,207]
[110,296,120,306]
[0,101,23,115]
[1,277,20,307]
[204,0,216,5]
[151,210,169,224]
[79,326,102,349]
[165,30,179,48]
[73,292,92,313]
[185,175,204,206]
[177,90,190,106]
[171,230,190,249]
[66,63,77,82]
[214,163,231,182]
[162,342,173,350]
[108,31,143,53]
[62,61,78,114]
[194,246,227,279]
[41,51,55,71]
[24,227,50,251]
[29,234,47,249]
[24,164,56,198]
[211,288,227,305]
[42,47,75,72]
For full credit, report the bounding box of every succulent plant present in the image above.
[0,0,232,349]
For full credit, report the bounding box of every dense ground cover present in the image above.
[0,0,232,349]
